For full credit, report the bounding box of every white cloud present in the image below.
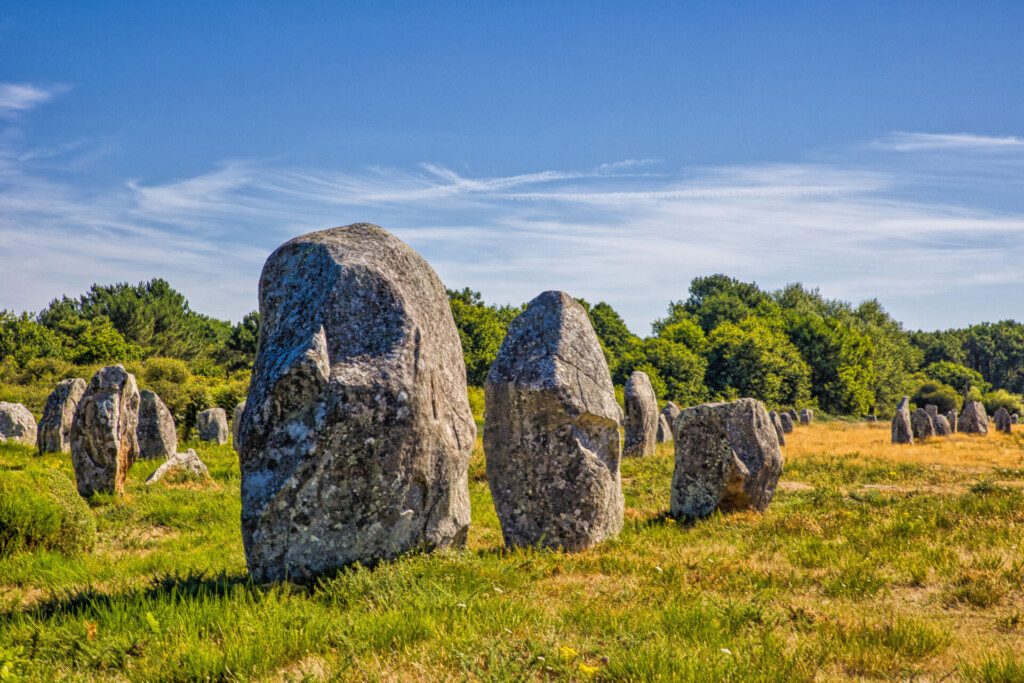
[0,83,64,116]
[872,131,1024,152]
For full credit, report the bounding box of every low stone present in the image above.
[911,408,935,440]
[891,396,913,444]
[657,413,673,443]
[484,290,623,551]
[768,411,786,446]
[799,408,813,425]
[232,401,246,451]
[779,412,795,434]
[662,402,681,427]
[787,409,798,423]
[197,407,228,444]
[623,371,658,457]
[671,399,782,520]
[146,449,209,484]
[137,390,177,459]
[946,410,958,433]
[1013,413,1020,425]
[933,413,952,436]
[70,366,140,497]
[960,401,989,435]
[37,378,86,453]
[994,407,1012,434]
[0,402,38,446]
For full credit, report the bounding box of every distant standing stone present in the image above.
[485,290,623,551]
[623,371,658,457]
[768,410,786,446]
[994,407,1012,434]
[911,408,935,440]
[891,396,914,445]
[662,402,681,428]
[70,366,140,497]
[0,402,38,447]
[799,408,813,425]
[656,413,673,443]
[146,448,209,484]
[238,224,475,582]
[779,412,795,434]
[232,401,246,451]
[1013,413,1020,425]
[137,390,177,459]
[37,378,86,453]
[197,407,228,444]
[787,409,799,423]
[960,400,989,435]
[671,398,783,520]
[933,413,952,436]
[865,415,878,423]
[946,410,958,433]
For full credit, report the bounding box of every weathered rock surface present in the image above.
[891,396,914,445]
[238,223,475,582]
[484,290,623,551]
[662,402,681,428]
[960,401,989,435]
[768,410,786,446]
[946,410,958,433]
[671,399,782,520]
[933,413,952,436]
[799,408,813,425]
[232,401,246,451]
[197,407,228,444]
[70,366,140,497]
[146,448,209,484]
[137,390,177,459]
[779,412,795,434]
[911,408,935,440]
[623,371,658,457]
[994,407,1012,434]
[37,378,86,453]
[0,402,38,446]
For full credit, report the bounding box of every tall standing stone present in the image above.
[484,290,623,551]
[232,401,246,451]
[70,366,140,497]
[779,412,794,434]
[960,400,989,435]
[768,410,786,446]
[0,402,38,446]
[891,396,913,444]
[137,390,177,459]
[238,223,475,582]
[994,407,1012,434]
[197,407,228,444]
[946,409,958,433]
[671,399,783,520]
[37,378,87,454]
[911,408,935,440]
[624,371,658,457]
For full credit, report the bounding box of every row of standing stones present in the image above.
[0,224,797,583]
[890,395,1017,444]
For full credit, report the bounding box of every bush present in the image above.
[983,389,1023,417]
[912,380,960,413]
[0,461,96,557]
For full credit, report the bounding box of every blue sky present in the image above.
[2,2,1023,333]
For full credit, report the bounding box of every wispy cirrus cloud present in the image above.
[0,82,66,116]
[872,131,1024,152]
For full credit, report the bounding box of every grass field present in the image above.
[2,421,1024,681]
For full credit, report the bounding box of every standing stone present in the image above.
[768,410,786,446]
[238,223,475,582]
[137,390,177,460]
[946,409,958,433]
[925,404,939,419]
[994,407,1012,434]
[656,414,673,443]
[671,398,783,520]
[232,401,246,451]
[960,400,989,435]
[779,412,795,434]
[911,408,935,440]
[484,290,623,551]
[661,402,681,429]
[624,371,658,457]
[70,366,140,497]
[799,408,813,425]
[1013,413,1020,425]
[865,415,878,423]
[37,378,87,453]
[787,409,799,423]
[0,402,38,446]
[891,396,914,444]
[197,408,228,444]
[933,413,952,436]
[146,449,209,485]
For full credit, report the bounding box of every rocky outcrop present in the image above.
[70,366,140,497]
[137,390,177,459]
[0,402,38,447]
[960,401,989,435]
[237,224,475,582]
[671,399,782,520]
[891,396,913,445]
[37,378,86,453]
[484,290,623,551]
[623,371,658,457]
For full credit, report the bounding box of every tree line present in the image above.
[2,276,1023,424]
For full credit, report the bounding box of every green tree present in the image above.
[0,312,65,365]
[923,360,989,395]
[706,318,810,407]
[447,288,519,386]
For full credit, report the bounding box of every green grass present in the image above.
[1,424,1024,680]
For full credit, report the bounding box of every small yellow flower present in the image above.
[558,646,579,662]
[578,663,600,677]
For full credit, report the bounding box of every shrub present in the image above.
[911,380,960,413]
[0,461,96,557]
[983,389,1024,417]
